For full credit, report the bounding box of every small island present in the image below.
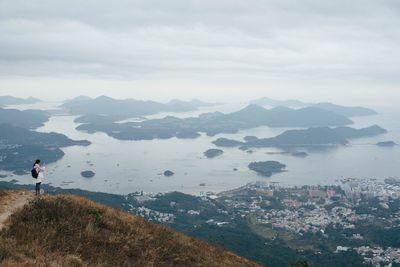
[213,138,244,147]
[248,161,286,177]
[204,149,224,158]
[377,141,397,147]
[291,151,308,157]
[81,171,95,178]
[163,170,175,177]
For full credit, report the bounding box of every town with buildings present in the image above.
[125,177,400,266]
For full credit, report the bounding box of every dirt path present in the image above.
[0,190,33,230]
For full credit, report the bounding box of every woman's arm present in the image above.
[37,165,46,172]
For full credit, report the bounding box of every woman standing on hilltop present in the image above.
[33,159,45,196]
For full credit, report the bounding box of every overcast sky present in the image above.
[0,0,399,107]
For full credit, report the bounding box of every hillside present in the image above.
[0,191,260,267]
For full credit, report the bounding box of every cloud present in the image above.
[0,0,399,86]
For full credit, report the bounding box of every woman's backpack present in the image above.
[31,168,38,179]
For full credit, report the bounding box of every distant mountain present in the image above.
[76,104,353,141]
[63,95,93,103]
[61,95,161,116]
[0,192,259,266]
[167,98,218,108]
[213,125,387,148]
[0,96,40,106]
[250,97,308,107]
[61,95,216,119]
[0,108,50,129]
[218,105,352,128]
[312,102,377,117]
[250,97,377,117]
[0,123,90,174]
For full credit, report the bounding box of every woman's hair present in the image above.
[33,159,41,167]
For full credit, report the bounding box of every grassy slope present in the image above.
[0,193,260,267]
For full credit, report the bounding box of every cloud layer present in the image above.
[0,0,400,94]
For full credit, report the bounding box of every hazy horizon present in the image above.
[0,87,398,111]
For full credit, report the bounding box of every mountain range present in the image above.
[61,95,217,119]
[0,96,40,107]
[250,97,377,117]
[76,104,353,141]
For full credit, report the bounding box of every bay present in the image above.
[3,102,399,195]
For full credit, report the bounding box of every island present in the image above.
[163,170,175,177]
[81,171,95,178]
[213,125,387,148]
[204,149,224,158]
[76,104,353,141]
[248,161,286,177]
[0,123,91,174]
[265,151,308,157]
[376,141,397,147]
[213,138,244,147]
[62,95,217,119]
[291,151,309,157]
[0,108,50,129]
[334,125,387,139]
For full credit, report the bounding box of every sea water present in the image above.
[3,102,400,195]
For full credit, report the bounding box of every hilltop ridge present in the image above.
[0,191,260,267]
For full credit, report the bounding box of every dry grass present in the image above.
[0,189,9,209]
[0,190,27,214]
[0,194,260,267]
